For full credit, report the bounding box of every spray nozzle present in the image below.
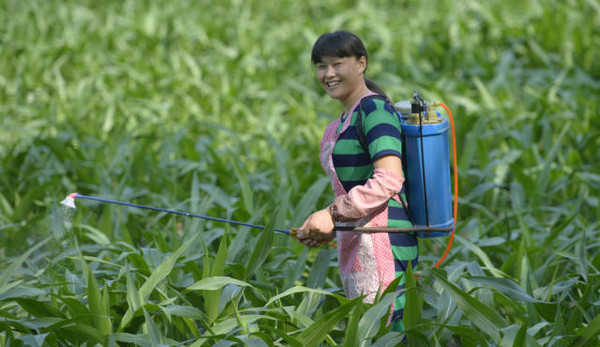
[60,193,77,209]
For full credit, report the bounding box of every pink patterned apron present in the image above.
[319,97,397,302]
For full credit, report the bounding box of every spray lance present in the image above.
[60,193,442,245]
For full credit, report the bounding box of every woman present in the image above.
[296,30,418,332]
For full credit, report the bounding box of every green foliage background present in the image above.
[0,0,599,345]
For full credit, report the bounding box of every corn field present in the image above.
[1,0,599,345]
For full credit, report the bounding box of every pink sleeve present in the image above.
[327,168,404,222]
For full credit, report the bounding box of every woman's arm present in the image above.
[296,155,403,246]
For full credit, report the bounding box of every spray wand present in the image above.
[60,193,436,243]
[61,193,294,234]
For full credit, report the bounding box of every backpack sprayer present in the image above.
[60,92,458,266]
[395,92,459,267]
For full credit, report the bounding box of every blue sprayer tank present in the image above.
[395,94,454,238]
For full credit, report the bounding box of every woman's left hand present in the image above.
[295,209,335,247]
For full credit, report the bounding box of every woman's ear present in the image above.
[358,56,367,74]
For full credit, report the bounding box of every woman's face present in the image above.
[315,55,367,104]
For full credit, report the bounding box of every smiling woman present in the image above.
[296,30,417,332]
[315,56,369,114]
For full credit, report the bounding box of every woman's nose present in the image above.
[325,65,336,77]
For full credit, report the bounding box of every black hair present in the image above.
[311,31,367,65]
[311,31,390,103]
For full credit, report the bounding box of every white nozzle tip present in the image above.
[60,195,77,209]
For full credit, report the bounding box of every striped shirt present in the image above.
[332,96,412,228]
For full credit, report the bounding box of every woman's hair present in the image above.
[311,30,390,103]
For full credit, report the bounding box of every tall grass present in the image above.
[1,0,599,345]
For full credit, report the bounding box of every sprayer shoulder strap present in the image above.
[354,94,389,156]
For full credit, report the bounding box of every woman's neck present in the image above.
[341,86,373,116]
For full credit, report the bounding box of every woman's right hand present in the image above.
[295,209,335,247]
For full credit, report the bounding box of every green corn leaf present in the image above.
[191,171,200,213]
[107,333,118,347]
[343,305,363,347]
[62,323,106,345]
[102,283,112,330]
[455,234,505,278]
[85,262,111,336]
[200,247,218,322]
[69,255,120,268]
[283,247,309,291]
[257,324,304,347]
[244,209,277,280]
[14,298,65,318]
[542,203,581,249]
[357,292,397,344]
[202,246,211,280]
[377,273,403,303]
[144,307,162,347]
[213,227,229,277]
[371,332,406,347]
[570,313,600,347]
[576,227,588,281]
[60,297,91,322]
[238,336,272,347]
[210,314,277,336]
[513,323,528,347]
[80,224,111,245]
[467,276,545,303]
[161,305,209,322]
[119,237,195,330]
[232,295,246,335]
[265,286,346,307]
[204,227,229,322]
[0,238,49,296]
[186,276,253,291]
[472,77,496,109]
[404,261,424,346]
[296,288,327,319]
[0,286,45,301]
[126,252,151,275]
[113,333,153,345]
[126,271,143,312]
[291,176,331,226]
[124,279,141,335]
[139,236,195,299]
[306,248,332,289]
[296,296,363,347]
[536,122,570,194]
[500,323,542,347]
[430,268,507,341]
[438,324,489,347]
[234,162,255,216]
[188,338,208,347]
[11,317,63,331]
